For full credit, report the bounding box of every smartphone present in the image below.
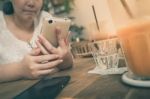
[41,17,71,47]
[13,76,71,99]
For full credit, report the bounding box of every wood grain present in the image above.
[0,58,150,99]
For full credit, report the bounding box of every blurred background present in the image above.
[0,0,150,41]
[0,0,150,58]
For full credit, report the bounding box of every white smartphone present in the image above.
[41,17,71,47]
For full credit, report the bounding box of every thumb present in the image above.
[55,28,66,48]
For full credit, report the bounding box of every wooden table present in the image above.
[0,58,150,99]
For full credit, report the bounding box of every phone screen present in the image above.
[13,76,70,99]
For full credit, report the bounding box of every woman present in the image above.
[0,0,73,82]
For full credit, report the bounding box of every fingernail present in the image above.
[37,39,42,43]
[59,60,63,62]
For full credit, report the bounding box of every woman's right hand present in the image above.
[19,48,63,79]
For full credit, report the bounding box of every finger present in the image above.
[55,28,67,48]
[36,68,58,76]
[38,35,57,54]
[64,38,69,46]
[30,48,41,56]
[35,54,59,63]
[36,40,49,55]
[38,59,63,70]
[65,31,71,46]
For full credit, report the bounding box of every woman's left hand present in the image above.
[36,29,73,70]
[36,30,69,59]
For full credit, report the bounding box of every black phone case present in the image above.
[13,76,71,99]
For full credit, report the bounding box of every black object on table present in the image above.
[13,76,71,99]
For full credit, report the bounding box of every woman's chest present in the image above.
[0,36,32,64]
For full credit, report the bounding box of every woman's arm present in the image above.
[0,48,63,83]
[0,62,23,83]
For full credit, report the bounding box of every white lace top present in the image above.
[0,11,52,64]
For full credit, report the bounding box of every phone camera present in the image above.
[48,20,53,24]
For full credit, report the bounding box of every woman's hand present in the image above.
[19,48,63,79]
[36,29,73,70]
[37,29,69,59]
